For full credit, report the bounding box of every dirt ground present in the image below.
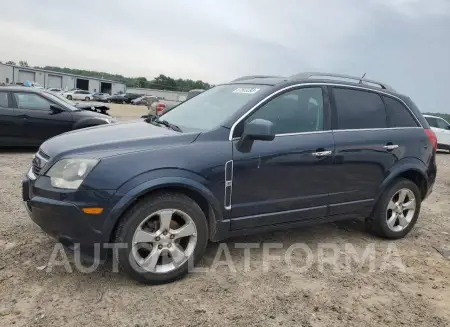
[1,104,450,326]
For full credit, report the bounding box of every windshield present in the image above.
[42,91,79,111]
[160,84,267,131]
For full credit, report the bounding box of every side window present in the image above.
[247,87,324,135]
[0,92,9,107]
[333,88,387,129]
[13,93,51,110]
[425,117,439,128]
[383,96,418,127]
[436,118,450,129]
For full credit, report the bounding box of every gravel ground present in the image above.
[1,105,450,326]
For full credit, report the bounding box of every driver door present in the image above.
[12,92,74,144]
[230,86,336,230]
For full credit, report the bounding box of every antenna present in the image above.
[359,73,366,84]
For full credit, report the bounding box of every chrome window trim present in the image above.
[230,127,421,141]
[228,82,422,141]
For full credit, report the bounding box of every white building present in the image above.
[0,63,126,94]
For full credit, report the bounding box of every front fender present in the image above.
[102,174,223,240]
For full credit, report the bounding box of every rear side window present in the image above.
[0,92,8,107]
[383,96,418,127]
[333,88,386,129]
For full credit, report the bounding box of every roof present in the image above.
[229,72,398,94]
[0,86,43,92]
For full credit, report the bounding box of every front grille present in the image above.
[31,149,50,176]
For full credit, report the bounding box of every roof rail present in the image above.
[289,72,396,91]
[231,75,281,82]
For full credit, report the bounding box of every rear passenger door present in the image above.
[329,87,416,217]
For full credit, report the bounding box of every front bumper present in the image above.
[22,173,116,257]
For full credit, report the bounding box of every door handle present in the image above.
[312,150,332,157]
[383,144,398,151]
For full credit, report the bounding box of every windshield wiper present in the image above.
[147,116,182,132]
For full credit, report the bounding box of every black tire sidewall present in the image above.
[373,179,421,239]
[114,194,208,284]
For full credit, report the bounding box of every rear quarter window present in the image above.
[383,96,418,127]
[333,88,387,129]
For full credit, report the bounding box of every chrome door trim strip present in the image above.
[224,160,233,210]
[228,82,422,141]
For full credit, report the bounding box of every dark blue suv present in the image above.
[22,73,437,284]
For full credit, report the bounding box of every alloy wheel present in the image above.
[386,188,416,232]
[131,209,197,274]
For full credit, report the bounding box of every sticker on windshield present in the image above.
[233,88,260,94]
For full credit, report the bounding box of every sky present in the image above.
[1,0,449,112]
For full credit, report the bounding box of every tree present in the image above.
[19,61,29,67]
[135,77,148,88]
[5,60,16,65]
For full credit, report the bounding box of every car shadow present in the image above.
[0,146,38,154]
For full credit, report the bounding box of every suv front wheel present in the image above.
[367,178,421,239]
[114,192,208,284]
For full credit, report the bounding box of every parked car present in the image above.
[108,93,141,104]
[423,114,450,151]
[50,91,111,115]
[25,81,44,89]
[92,92,110,102]
[131,96,151,105]
[150,89,205,116]
[186,89,204,100]
[64,90,93,101]
[22,72,436,284]
[0,87,113,146]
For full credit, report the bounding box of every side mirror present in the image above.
[50,105,64,113]
[242,119,275,141]
[446,125,450,130]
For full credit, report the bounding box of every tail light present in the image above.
[156,103,166,114]
[425,128,437,150]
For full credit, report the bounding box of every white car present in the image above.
[64,90,93,101]
[47,88,63,94]
[424,114,450,151]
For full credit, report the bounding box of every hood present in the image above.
[75,101,110,109]
[40,120,200,159]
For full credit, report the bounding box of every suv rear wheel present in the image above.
[367,178,421,239]
[114,192,208,284]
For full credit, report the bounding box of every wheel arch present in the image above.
[105,177,223,243]
[378,159,429,202]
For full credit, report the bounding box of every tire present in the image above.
[122,100,126,104]
[85,97,90,101]
[107,99,112,103]
[114,192,208,284]
[367,178,421,239]
[67,95,72,100]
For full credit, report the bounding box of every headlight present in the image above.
[45,159,99,189]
